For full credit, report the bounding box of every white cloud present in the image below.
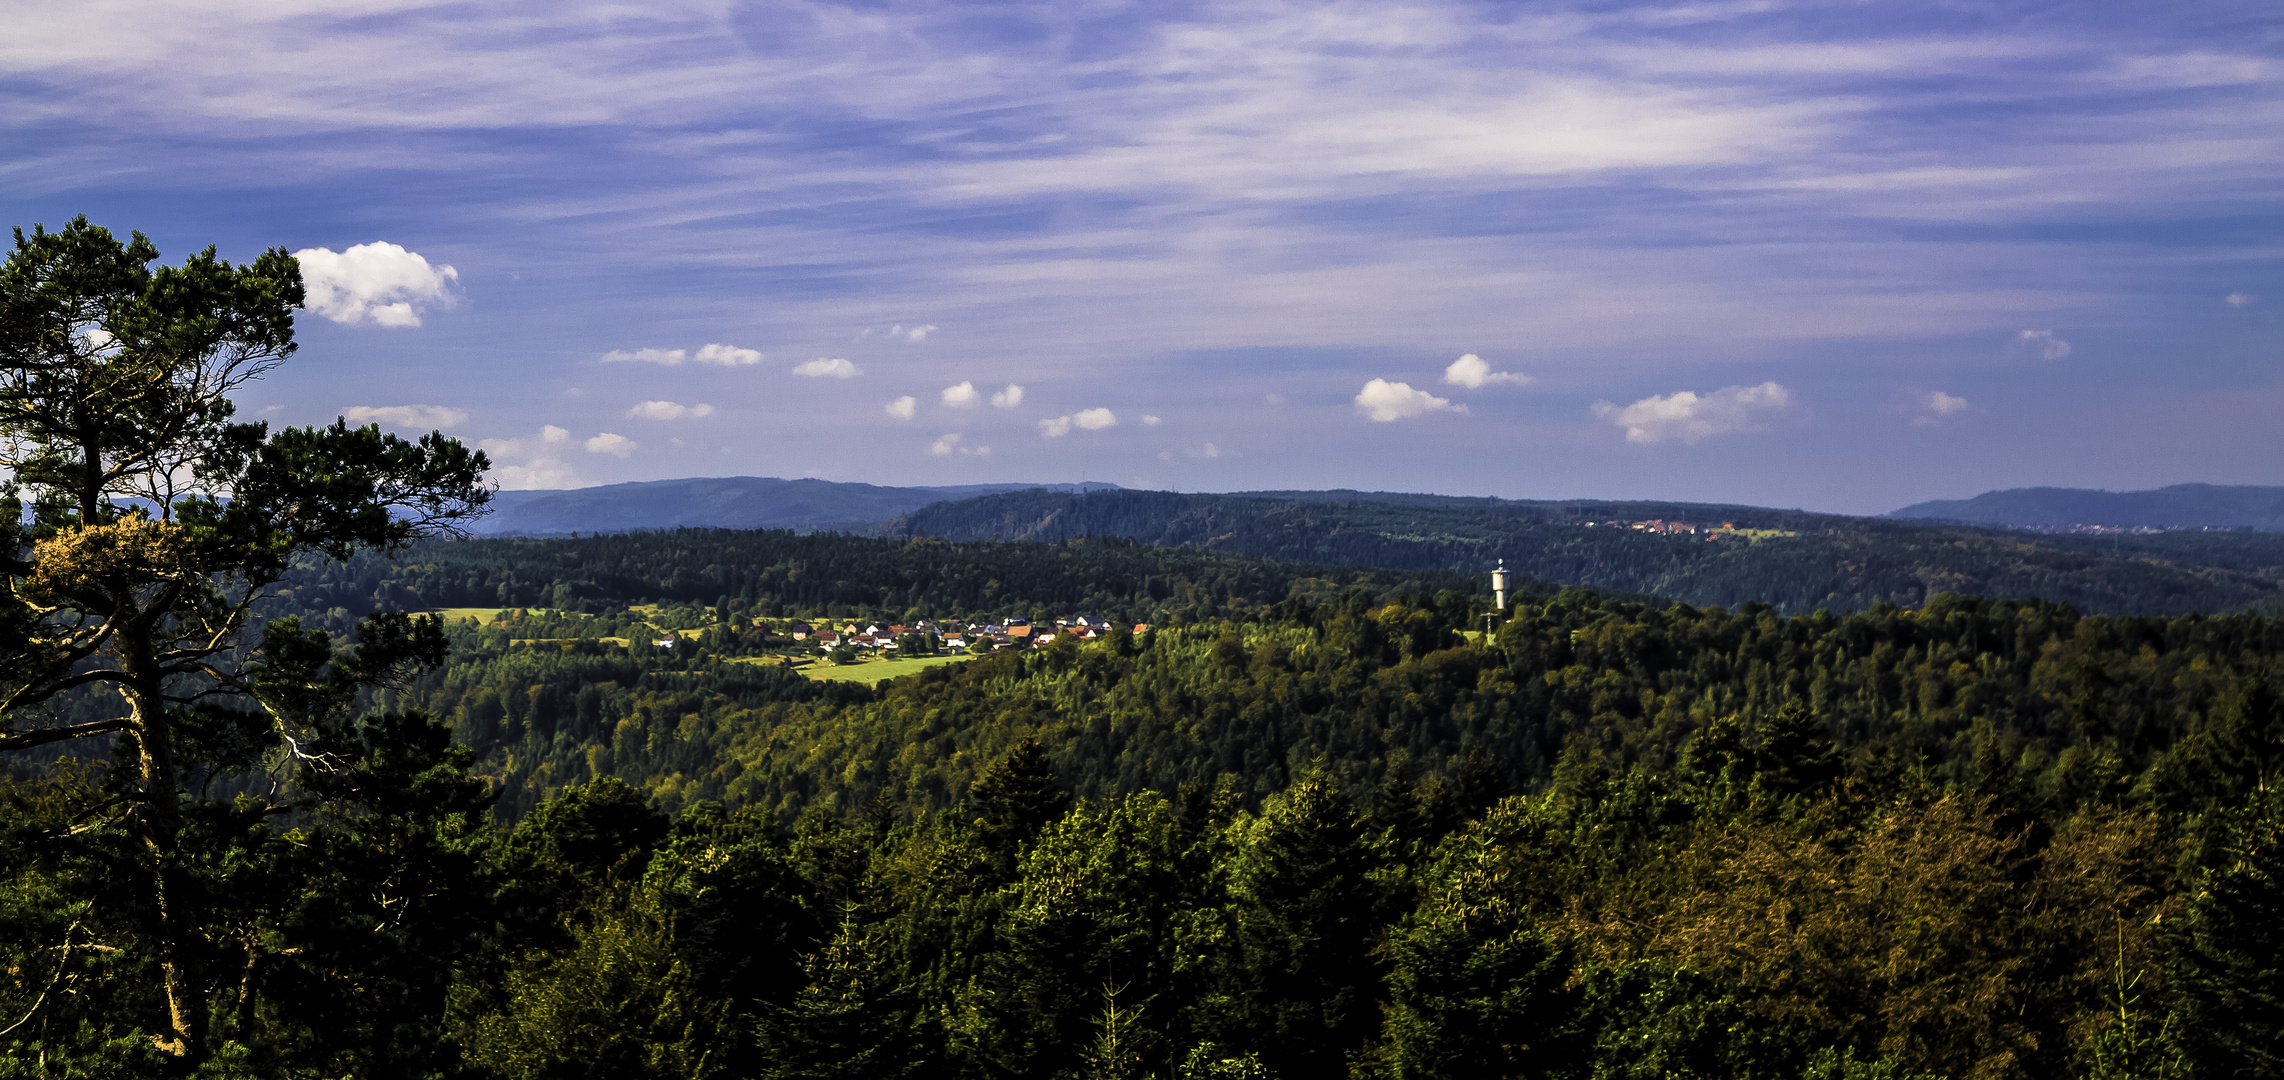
[1355,379,1462,422]
[1443,353,1534,389]
[930,432,990,456]
[1194,442,1221,458]
[1141,414,1162,426]
[894,323,938,341]
[1593,381,1791,444]
[941,380,981,407]
[1039,408,1119,436]
[1913,390,1970,425]
[292,242,458,328]
[991,384,1024,408]
[793,357,860,378]
[2226,293,2255,306]
[584,432,637,457]
[693,343,763,366]
[477,425,577,490]
[626,400,713,421]
[885,395,917,420]
[340,403,467,429]
[2017,329,2072,360]
[602,347,688,365]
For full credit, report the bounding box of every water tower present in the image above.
[1491,558,1508,612]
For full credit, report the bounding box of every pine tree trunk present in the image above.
[122,622,204,1058]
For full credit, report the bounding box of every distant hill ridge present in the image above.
[888,487,2284,617]
[471,476,1120,536]
[1890,483,2284,531]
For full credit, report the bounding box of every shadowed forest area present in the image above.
[9,558,2284,1079]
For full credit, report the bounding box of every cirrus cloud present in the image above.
[292,242,458,327]
[793,357,860,378]
[1593,382,1792,444]
[341,403,467,429]
[1355,379,1462,422]
[626,400,713,420]
[602,347,687,365]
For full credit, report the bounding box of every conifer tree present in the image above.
[0,217,489,1063]
[2167,781,2284,1079]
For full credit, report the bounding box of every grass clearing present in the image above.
[797,653,976,684]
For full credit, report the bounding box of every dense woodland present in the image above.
[9,550,2284,1078]
[892,488,2284,617]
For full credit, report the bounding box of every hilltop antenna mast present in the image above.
[1484,558,1509,642]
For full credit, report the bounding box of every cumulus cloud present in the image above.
[602,347,687,365]
[1039,408,1118,436]
[478,425,576,489]
[991,384,1024,408]
[292,242,458,327]
[1194,442,1221,458]
[2226,293,2255,306]
[885,395,917,420]
[626,400,713,421]
[1355,379,1462,422]
[1909,390,1971,426]
[693,343,763,366]
[793,357,860,378]
[1443,353,1533,389]
[1141,414,1162,426]
[341,403,467,429]
[584,432,637,457]
[930,433,989,456]
[1593,381,1792,444]
[896,323,937,341]
[941,381,981,407]
[2018,329,2072,360]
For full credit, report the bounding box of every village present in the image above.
[1581,517,1738,538]
[757,614,1148,657]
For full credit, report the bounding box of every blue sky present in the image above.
[3,0,2277,513]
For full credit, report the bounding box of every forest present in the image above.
[890,488,2284,617]
[9,569,2284,1079]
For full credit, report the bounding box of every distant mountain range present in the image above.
[1890,484,2284,532]
[888,487,2284,617]
[470,477,1120,536]
[450,476,2284,616]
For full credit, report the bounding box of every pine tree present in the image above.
[2167,781,2284,1079]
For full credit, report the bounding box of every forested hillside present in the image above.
[1893,482,2284,531]
[894,488,2284,616]
[13,576,2283,1079]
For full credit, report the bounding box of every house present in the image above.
[1006,623,1033,639]
[1131,624,1150,635]
[815,630,841,645]
[785,622,813,640]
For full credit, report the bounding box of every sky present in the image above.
[2,0,2278,515]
